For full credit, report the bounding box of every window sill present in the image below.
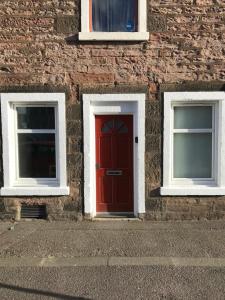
[79,32,149,41]
[160,186,225,196]
[0,186,70,196]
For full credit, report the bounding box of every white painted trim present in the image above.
[0,93,69,196]
[79,0,149,41]
[83,93,145,218]
[161,187,225,196]
[138,0,147,32]
[81,0,89,32]
[162,91,225,196]
[1,187,69,196]
[79,32,149,41]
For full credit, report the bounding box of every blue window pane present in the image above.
[92,0,137,32]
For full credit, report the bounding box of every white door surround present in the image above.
[83,93,145,218]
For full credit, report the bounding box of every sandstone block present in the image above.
[55,16,79,34]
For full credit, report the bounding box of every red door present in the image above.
[95,115,133,213]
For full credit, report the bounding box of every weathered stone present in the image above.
[145,118,161,134]
[145,153,161,184]
[67,104,82,121]
[146,197,162,211]
[68,138,83,154]
[46,200,63,214]
[0,199,5,212]
[55,16,79,34]
[160,82,225,92]
[146,101,161,117]
[144,211,162,221]
[148,15,167,32]
[68,153,83,179]
[63,200,80,212]
[145,134,161,152]
[68,153,83,168]
[67,120,82,137]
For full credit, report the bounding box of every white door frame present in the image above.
[83,94,145,218]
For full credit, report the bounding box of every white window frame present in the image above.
[79,0,149,41]
[0,93,69,196]
[171,103,216,185]
[161,92,225,196]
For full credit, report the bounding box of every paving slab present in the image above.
[0,220,225,259]
[1,256,225,268]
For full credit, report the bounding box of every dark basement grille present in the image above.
[21,204,47,219]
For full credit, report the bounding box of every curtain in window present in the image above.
[92,0,137,32]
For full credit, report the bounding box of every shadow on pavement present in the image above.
[0,282,91,300]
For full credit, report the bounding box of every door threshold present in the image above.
[94,213,140,221]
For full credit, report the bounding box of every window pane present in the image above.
[17,107,55,129]
[92,0,137,32]
[174,133,212,178]
[18,134,56,178]
[174,106,212,129]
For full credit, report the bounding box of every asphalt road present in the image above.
[0,266,225,300]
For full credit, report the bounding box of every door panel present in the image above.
[115,136,131,168]
[95,115,133,213]
[115,177,131,204]
[100,136,112,168]
[98,176,113,204]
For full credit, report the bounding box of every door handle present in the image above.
[106,170,123,176]
[96,163,100,170]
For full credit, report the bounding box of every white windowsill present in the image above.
[161,186,225,196]
[79,32,149,41]
[0,186,70,196]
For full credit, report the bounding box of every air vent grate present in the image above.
[21,204,47,219]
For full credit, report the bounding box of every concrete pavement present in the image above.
[0,222,12,235]
[0,220,225,259]
[1,256,225,268]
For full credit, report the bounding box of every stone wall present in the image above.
[0,0,224,220]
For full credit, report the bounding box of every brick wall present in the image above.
[0,0,225,220]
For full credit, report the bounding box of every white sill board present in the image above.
[79,32,149,41]
[0,186,70,196]
[161,186,225,196]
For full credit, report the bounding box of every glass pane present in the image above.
[17,107,55,129]
[118,125,128,133]
[18,134,56,178]
[114,120,124,130]
[102,120,113,133]
[92,0,137,32]
[101,124,110,133]
[174,133,212,178]
[174,106,212,129]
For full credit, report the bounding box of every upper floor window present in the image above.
[79,0,149,41]
[92,0,137,32]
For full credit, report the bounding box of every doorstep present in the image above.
[93,213,141,221]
